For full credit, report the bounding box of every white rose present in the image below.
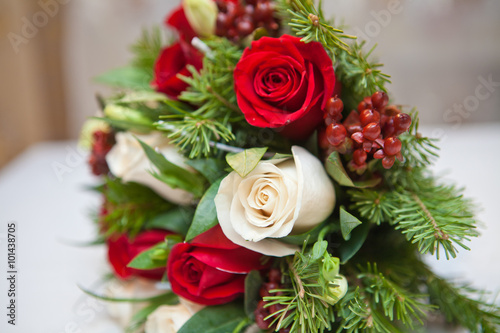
[106,131,194,205]
[215,146,336,257]
[104,278,162,328]
[145,298,204,333]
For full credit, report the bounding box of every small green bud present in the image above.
[183,0,218,38]
[325,275,348,305]
[79,118,110,149]
[322,255,340,281]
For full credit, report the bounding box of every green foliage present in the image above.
[398,110,439,168]
[100,177,172,237]
[178,302,248,333]
[348,189,397,225]
[245,270,264,320]
[340,207,363,240]
[226,147,268,178]
[425,272,500,332]
[158,38,242,158]
[336,264,429,333]
[94,66,153,91]
[138,138,207,197]
[325,152,381,188]
[392,173,478,260]
[185,178,223,241]
[145,207,194,236]
[277,0,355,57]
[127,234,182,270]
[130,25,165,75]
[264,242,345,333]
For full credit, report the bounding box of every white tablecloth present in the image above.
[0,124,499,332]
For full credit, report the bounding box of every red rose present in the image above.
[152,41,203,99]
[165,5,197,42]
[107,229,173,280]
[167,225,268,305]
[234,35,335,140]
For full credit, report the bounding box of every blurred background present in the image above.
[0,0,499,167]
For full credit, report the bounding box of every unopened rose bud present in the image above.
[183,0,218,37]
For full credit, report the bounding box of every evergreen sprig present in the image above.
[348,189,397,225]
[99,177,172,237]
[336,263,429,333]
[130,25,165,75]
[157,38,242,158]
[263,242,343,333]
[392,173,478,260]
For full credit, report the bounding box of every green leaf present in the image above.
[138,138,206,197]
[185,179,222,241]
[79,286,177,303]
[145,207,194,236]
[340,207,363,241]
[244,271,263,320]
[280,222,332,245]
[325,152,381,188]
[311,240,328,261]
[91,116,154,133]
[178,302,246,333]
[94,66,153,90]
[186,158,228,183]
[226,147,268,178]
[338,220,370,264]
[127,240,169,270]
[115,91,169,104]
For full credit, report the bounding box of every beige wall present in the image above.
[1,0,499,167]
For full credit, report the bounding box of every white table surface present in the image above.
[0,124,499,333]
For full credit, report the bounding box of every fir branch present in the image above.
[348,189,397,225]
[336,264,430,333]
[277,0,355,57]
[398,110,439,168]
[263,244,345,333]
[392,173,478,260]
[130,25,165,75]
[425,270,500,332]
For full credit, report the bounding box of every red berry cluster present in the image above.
[88,130,115,176]
[215,0,280,42]
[254,269,290,332]
[319,91,411,171]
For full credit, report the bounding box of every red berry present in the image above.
[236,17,254,36]
[384,137,402,156]
[326,123,347,146]
[358,97,373,112]
[371,91,389,110]
[360,109,381,127]
[373,149,385,159]
[351,132,364,144]
[362,123,381,141]
[353,149,367,166]
[382,116,395,137]
[384,105,401,116]
[254,1,274,21]
[318,129,330,150]
[325,96,344,119]
[394,113,412,134]
[268,268,281,283]
[382,155,396,169]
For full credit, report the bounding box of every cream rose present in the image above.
[215,146,336,257]
[145,298,204,333]
[106,131,194,205]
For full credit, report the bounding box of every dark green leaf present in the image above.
[244,271,263,319]
[340,207,363,241]
[138,138,206,197]
[226,147,268,178]
[185,179,222,241]
[94,66,153,90]
[186,158,228,183]
[178,302,246,333]
[325,152,381,188]
[281,222,328,245]
[338,220,370,264]
[145,207,194,236]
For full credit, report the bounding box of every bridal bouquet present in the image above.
[80,0,500,332]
